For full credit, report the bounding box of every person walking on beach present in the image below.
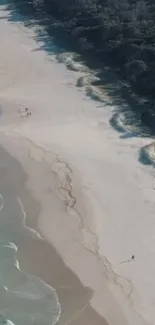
[120,255,135,264]
[25,107,31,117]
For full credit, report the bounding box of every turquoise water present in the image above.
[0,231,60,325]
[0,149,61,325]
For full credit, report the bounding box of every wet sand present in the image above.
[0,2,154,324]
[19,225,108,325]
[0,142,108,325]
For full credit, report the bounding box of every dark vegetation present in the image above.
[3,0,155,132]
[40,0,155,131]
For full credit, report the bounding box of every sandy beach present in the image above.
[0,144,108,325]
[0,2,155,325]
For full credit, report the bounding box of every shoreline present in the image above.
[0,133,146,325]
[0,143,107,325]
[0,4,154,325]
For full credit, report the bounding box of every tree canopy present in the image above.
[15,0,155,129]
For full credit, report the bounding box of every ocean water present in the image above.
[0,148,61,325]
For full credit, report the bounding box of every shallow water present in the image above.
[0,147,61,325]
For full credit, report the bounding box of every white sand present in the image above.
[0,4,155,325]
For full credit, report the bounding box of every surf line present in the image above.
[17,196,43,239]
[0,194,4,212]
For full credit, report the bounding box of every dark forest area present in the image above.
[37,0,155,130]
[11,0,155,131]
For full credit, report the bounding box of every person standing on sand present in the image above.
[25,107,31,117]
[120,255,135,264]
